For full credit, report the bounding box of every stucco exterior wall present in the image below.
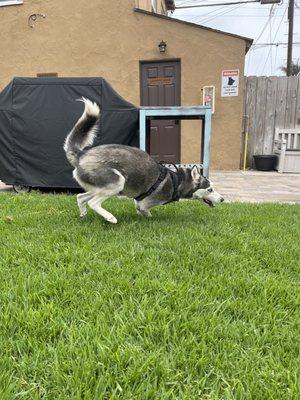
[0,0,248,170]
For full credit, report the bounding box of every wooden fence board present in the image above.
[263,77,278,154]
[244,76,300,167]
[245,77,258,166]
[294,78,300,128]
[253,76,268,156]
[285,76,299,129]
[275,77,288,129]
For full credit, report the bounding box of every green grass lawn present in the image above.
[0,192,299,400]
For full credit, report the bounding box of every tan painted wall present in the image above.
[0,0,248,170]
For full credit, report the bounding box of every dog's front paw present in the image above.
[137,209,152,218]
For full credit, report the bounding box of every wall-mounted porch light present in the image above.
[158,40,167,53]
[28,13,46,28]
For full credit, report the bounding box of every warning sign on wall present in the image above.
[221,69,239,97]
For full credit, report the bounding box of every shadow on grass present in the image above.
[83,203,213,229]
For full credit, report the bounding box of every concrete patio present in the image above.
[211,171,300,204]
[1,170,300,204]
[0,181,12,192]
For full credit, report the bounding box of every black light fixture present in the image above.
[158,40,167,53]
[28,13,46,28]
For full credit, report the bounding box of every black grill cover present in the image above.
[0,77,139,188]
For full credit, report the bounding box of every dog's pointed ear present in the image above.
[191,165,201,182]
[199,175,210,189]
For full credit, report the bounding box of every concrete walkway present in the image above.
[1,171,300,203]
[0,181,12,192]
[211,171,300,204]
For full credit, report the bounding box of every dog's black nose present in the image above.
[220,197,224,203]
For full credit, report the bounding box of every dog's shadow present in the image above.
[83,201,213,229]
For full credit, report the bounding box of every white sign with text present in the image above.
[221,69,239,97]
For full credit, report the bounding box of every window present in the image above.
[151,0,157,13]
[0,0,23,6]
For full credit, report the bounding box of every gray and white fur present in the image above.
[64,98,224,224]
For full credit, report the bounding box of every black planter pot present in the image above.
[253,155,278,171]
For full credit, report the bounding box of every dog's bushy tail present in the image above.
[64,97,100,167]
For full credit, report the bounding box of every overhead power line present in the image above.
[184,3,232,22]
[254,3,287,75]
[176,0,261,9]
[259,4,277,74]
[252,3,276,45]
[197,3,246,23]
[175,13,298,17]
[252,41,300,46]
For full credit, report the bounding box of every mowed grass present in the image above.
[0,192,299,400]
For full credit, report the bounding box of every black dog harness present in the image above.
[135,163,181,203]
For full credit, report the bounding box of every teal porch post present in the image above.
[203,107,212,178]
[139,109,146,152]
[139,106,212,177]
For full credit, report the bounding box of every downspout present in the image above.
[242,115,249,171]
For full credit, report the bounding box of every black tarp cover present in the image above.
[0,77,139,188]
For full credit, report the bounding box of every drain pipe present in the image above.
[242,115,249,171]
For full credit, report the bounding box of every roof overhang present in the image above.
[134,8,253,53]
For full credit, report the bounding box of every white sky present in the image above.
[172,0,300,76]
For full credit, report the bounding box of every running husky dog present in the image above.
[64,98,224,224]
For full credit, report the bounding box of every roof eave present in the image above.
[134,8,253,51]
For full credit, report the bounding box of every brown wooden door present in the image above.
[140,60,181,163]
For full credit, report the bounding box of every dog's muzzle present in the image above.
[203,198,214,207]
[202,196,224,207]
[193,188,224,207]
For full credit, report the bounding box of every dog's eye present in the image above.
[207,188,213,193]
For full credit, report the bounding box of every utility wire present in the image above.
[176,0,260,8]
[194,3,245,24]
[176,0,228,4]
[256,3,288,74]
[179,3,229,22]
[175,13,297,17]
[175,0,212,6]
[252,41,300,46]
[185,3,235,22]
[246,4,275,74]
[254,5,277,74]
[202,4,245,23]
[253,7,275,45]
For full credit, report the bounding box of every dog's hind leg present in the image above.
[87,170,125,224]
[77,191,94,217]
[88,194,116,223]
